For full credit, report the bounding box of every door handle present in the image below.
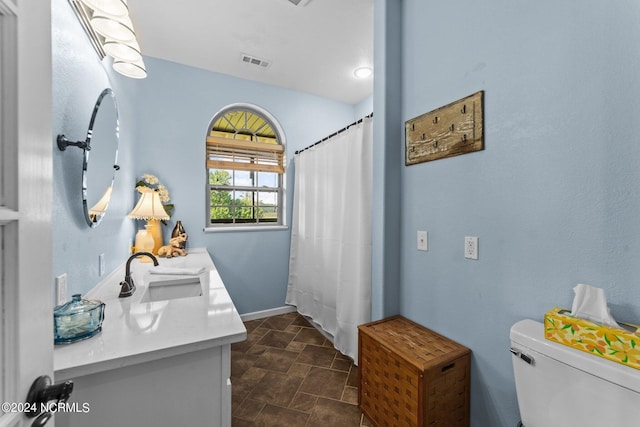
[25,375,74,426]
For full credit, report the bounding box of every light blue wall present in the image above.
[355,94,373,119]
[395,0,640,426]
[130,57,358,314]
[52,0,137,299]
[371,0,402,320]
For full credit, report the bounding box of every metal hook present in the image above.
[461,105,467,114]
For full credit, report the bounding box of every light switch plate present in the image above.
[417,230,428,251]
[56,273,67,306]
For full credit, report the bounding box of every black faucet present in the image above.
[119,252,159,298]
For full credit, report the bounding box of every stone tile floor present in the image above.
[231,312,373,426]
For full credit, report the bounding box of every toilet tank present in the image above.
[510,319,640,427]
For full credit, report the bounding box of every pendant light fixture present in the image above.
[70,0,147,79]
[90,12,136,42]
[103,38,142,63]
[79,0,128,17]
[112,59,147,79]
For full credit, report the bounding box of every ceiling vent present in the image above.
[287,0,313,6]
[241,54,271,69]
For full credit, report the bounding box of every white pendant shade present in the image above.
[80,0,128,17]
[128,188,169,220]
[113,58,147,79]
[104,39,142,62]
[90,13,135,42]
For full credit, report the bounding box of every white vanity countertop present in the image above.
[54,248,247,381]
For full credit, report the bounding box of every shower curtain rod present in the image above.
[294,112,373,155]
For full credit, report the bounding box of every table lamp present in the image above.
[128,186,169,254]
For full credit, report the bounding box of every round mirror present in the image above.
[83,88,119,227]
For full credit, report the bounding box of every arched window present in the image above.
[206,104,285,227]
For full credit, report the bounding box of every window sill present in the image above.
[203,225,289,233]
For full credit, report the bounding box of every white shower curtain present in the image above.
[286,117,372,362]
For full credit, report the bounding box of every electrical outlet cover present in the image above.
[465,236,478,260]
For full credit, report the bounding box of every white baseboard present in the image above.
[240,305,297,322]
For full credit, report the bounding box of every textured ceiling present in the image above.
[127,0,374,105]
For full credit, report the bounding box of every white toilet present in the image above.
[510,319,640,427]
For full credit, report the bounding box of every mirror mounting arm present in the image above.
[57,134,91,151]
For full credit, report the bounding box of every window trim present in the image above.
[204,103,286,230]
[203,224,289,233]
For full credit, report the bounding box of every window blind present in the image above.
[206,136,284,174]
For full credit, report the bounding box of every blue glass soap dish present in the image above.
[54,294,105,345]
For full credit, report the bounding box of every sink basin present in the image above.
[140,277,203,303]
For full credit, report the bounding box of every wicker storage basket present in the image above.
[358,316,470,427]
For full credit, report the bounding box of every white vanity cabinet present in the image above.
[53,249,246,427]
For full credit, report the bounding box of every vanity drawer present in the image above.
[358,316,470,427]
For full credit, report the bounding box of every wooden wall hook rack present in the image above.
[405,90,484,165]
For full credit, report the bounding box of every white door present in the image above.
[0,1,54,426]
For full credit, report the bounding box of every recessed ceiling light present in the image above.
[354,66,373,79]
